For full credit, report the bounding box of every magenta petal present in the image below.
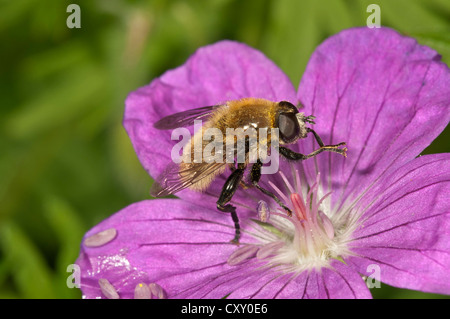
[75,199,262,299]
[222,260,371,299]
[76,199,373,299]
[320,261,372,299]
[265,261,371,299]
[297,27,450,207]
[348,154,450,294]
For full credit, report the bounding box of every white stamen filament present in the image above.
[256,241,285,259]
[227,245,259,266]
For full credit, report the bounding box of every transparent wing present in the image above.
[150,137,244,197]
[153,105,223,130]
[150,161,227,197]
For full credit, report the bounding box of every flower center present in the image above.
[228,168,352,273]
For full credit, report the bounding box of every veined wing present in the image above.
[153,104,224,130]
[150,137,247,197]
[150,161,227,197]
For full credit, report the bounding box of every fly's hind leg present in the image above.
[217,163,246,244]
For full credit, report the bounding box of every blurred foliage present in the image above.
[0,0,449,299]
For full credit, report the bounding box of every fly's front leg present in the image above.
[279,139,347,162]
[306,128,347,156]
[217,163,246,244]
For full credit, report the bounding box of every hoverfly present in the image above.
[151,98,347,243]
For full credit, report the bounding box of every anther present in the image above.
[98,278,119,299]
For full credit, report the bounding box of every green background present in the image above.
[0,0,449,299]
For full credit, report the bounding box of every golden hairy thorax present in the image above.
[209,98,277,131]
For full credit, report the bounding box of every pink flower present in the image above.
[75,27,450,299]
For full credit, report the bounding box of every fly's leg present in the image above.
[217,163,246,244]
[279,128,347,161]
[279,145,346,161]
[306,128,347,156]
[228,161,251,189]
[250,160,292,216]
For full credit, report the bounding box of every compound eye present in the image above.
[278,113,300,143]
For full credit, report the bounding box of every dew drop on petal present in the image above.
[134,283,151,299]
[227,245,259,266]
[98,278,119,299]
[149,283,166,299]
[84,228,117,247]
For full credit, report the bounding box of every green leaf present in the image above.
[0,223,55,298]
[19,41,92,83]
[109,123,153,200]
[42,196,85,298]
[5,64,106,139]
[383,0,449,31]
[315,0,355,34]
[262,0,320,85]
[0,0,36,32]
